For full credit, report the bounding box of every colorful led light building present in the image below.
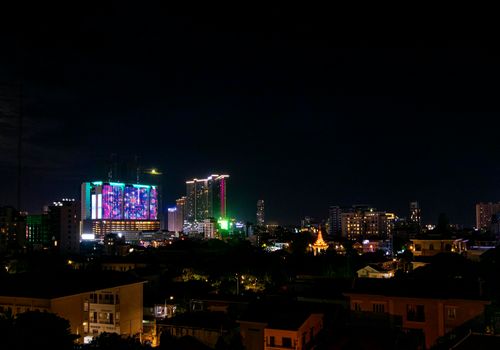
[81,181,160,238]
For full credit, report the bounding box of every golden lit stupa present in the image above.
[312,227,329,255]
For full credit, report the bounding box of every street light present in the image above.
[144,168,163,175]
[143,168,164,228]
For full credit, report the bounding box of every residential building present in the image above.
[167,208,182,232]
[410,238,468,257]
[409,201,421,226]
[475,202,500,231]
[203,218,217,239]
[0,206,26,251]
[257,200,265,226]
[156,311,232,348]
[345,281,490,349]
[49,198,81,254]
[328,205,343,237]
[341,207,395,239]
[356,263,396,279]
[238,312,323,350]
[185,174,229,223]
[175,196,185,230]
[0,271,145,344]
[26,212,51,249]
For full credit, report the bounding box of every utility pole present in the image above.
[17,81,23,211]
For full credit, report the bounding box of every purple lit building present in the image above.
[81,181,160,238]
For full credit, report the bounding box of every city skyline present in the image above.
[1,7,500,226]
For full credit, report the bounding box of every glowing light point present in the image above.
[218,218,229,230]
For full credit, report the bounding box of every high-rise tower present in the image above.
[256,200,265,226]
[409,201,421,226]
[185,174,229,223]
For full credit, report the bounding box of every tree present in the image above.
[12,311,78,350]
[91,332,150,350]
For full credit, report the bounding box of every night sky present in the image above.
[1,5,499,226]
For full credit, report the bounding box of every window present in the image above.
[269,336,275,346]
[282,337,292,348]
[429,244,434,251]
[354,302,362,311]
[407,304,425,322]
[446,306,457,320]
[415,244,422,252]
[372,303,385,313]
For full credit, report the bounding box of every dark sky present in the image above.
[1,4,499,226]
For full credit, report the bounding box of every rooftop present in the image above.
[346,278,489,300]
[0,271,145,299]
[238,300,323,330]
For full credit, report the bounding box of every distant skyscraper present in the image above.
[176,196,186,227]
[409,201,421,226]
[167,197,185,233]
[49,198,81,254]
[167,208,178,232]
[328,206,343,237]
[256,200,265,226]
[476,202,500,231]
[185,174,229,223]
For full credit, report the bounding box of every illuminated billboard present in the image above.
[124,185,149,220]
[85,182,157,221]
[102,183,124,219]
[149,186,158,220]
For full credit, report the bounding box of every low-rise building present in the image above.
[0,271,145,344]
[410,238,468,257]
[357,264,396,279]
[344,279,490,349]
[238,311,323,350]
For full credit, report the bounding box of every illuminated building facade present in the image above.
[341,207,395,239]
[409,201,421,226]
[167,208,177,232]
[0,206,26,252]
[175,196,185,228]
[256,200,265,226]
[26,213,51,248]
[81,181,160,238]
[475,202,500,231]
[185,174,229,223]
[168,204,184,233]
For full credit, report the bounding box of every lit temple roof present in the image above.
[313,228,328,250]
